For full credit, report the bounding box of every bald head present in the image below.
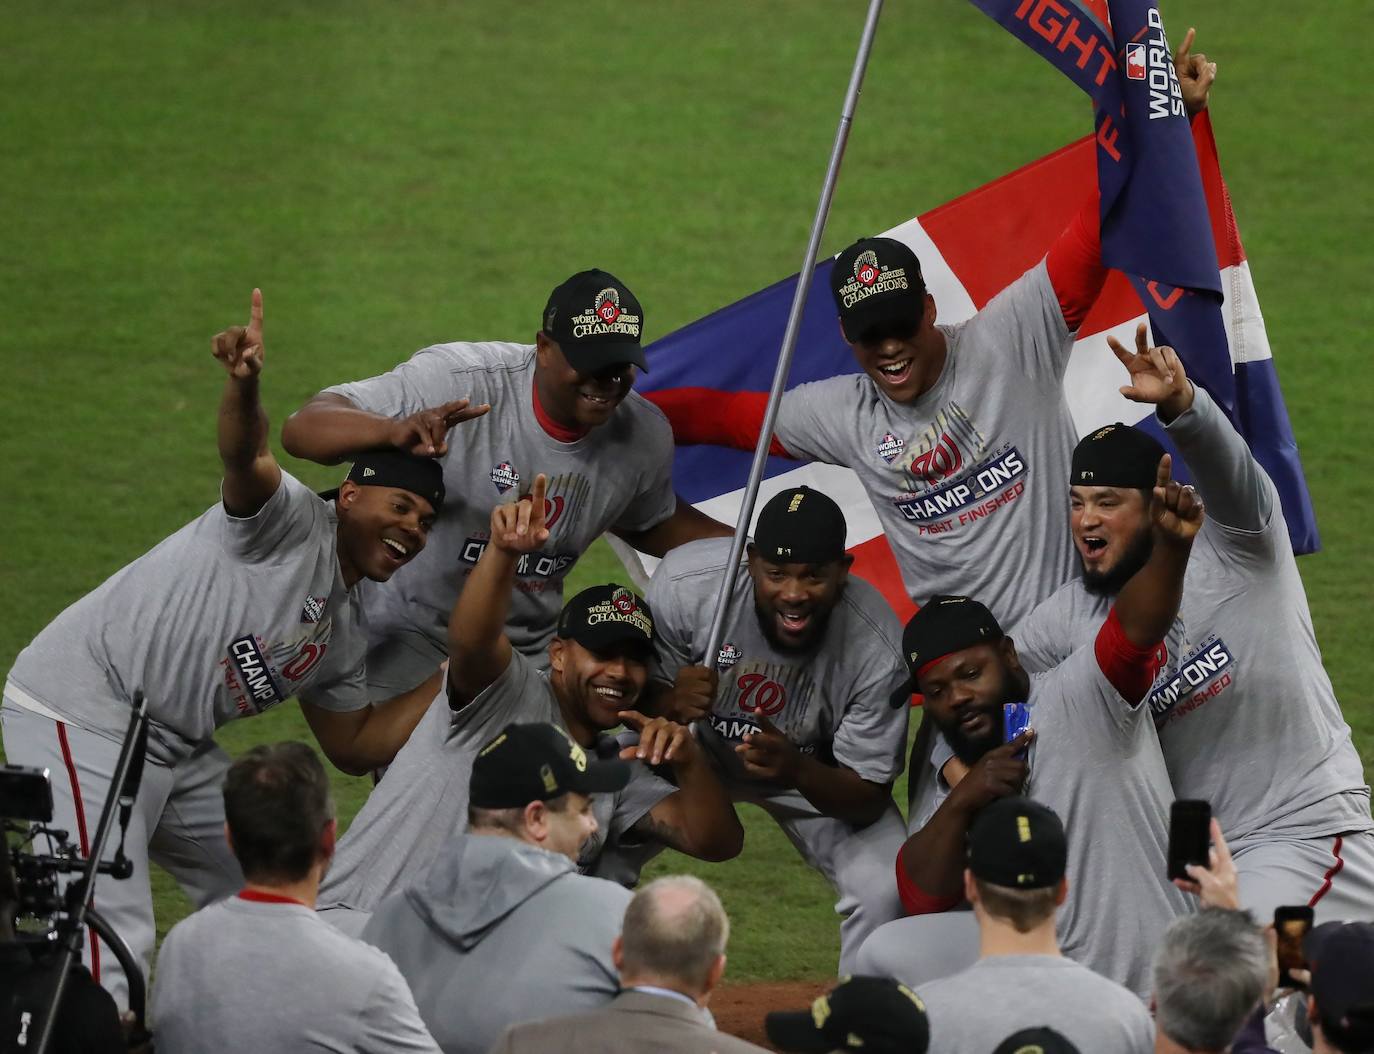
[618,875,729,997]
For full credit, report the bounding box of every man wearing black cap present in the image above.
[0,290,453,1007]
[359,721,638,1054]
[1008,326,1374,922]
[317,476,742,932]
[906,798,1152,1052]
[765,975,931,1054]
[281,268,728,703]
[645,485,909,971]
[857,454,1202,999]
[1303,922,1374,1054]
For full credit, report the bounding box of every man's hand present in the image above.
[949,730,1034,812]
[1174,27,1217,117]
[735,715,802,785]
[661,665,717,724]
[1151,454,1205,547]
[388,398,491,457]
[619,709,700,767]
[1174,817,1240,910]
[1110,322,1194,422]
[212,288,265,380]
[490,473,550,555]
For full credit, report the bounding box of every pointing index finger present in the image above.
[617,709,647,730]
[249,288,264,334]
[1174,26,1195,65]
[1155,453,1173,492]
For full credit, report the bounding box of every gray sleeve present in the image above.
[645,556,701,681]
[451,650,541,732]
[611,763,677,839]
[358,956,442,1053]
[611,402,679,535]
[774,381,840,463]
[323,345,462,418]
[1161,384,1277,539]
[1044,642,1144,740]
[298,648,370,713]
[830,651,910,785]
[1008,588,1075,675]
[220,471,322,559]
[963,261,1074,386]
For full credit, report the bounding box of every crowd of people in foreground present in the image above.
[3,29,1373,1054]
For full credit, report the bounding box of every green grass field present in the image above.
[1,2,1368,982]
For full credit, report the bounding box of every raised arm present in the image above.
[447,474,550,708]
[281,393,490,464]
[1111,323,1270,531]
[611,497,732,558]
[212,288,282,517]
[1114,454,1203,650]
[644,389,792,456]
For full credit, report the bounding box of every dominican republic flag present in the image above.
[627,7,1317,619]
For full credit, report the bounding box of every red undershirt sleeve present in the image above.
[896,852,963,916]
[1044,188,1107,332]
[644,388,792,457]
[1094,606,1168,705]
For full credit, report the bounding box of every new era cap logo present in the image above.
[363,467,376,477]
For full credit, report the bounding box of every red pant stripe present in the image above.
[1308,836,1346,909]
[54,721,101,982]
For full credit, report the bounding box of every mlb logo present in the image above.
[877,432,905,463]
[1126,43,1146,80]
[490,461,520,493]
[717,643,742,669]
[300,595,327,624]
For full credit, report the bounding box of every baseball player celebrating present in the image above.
[858,453,1204,999]
[282,269,728,701]
[0,291,454,1006]
[645,485,910,972]
[317,474,743,933]
[1009,325,1374,920]
[650,42,1216,628]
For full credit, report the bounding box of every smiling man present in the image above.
[282,269,728,703]
[317,477,743,934]
[0,291,452,1008]
[645,486,910,971]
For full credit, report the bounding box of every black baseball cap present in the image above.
[766,976,930,1054]
[542,269,647,374]
[1306,921,1374,1046]
[320,450,446,511]
[469,722,631,809]
[831,237,927,344]
[991,1028,1082,1054]
[752,486,848,566]
[967,797,1067,890]
[889,595,1006,706]
[557,585,655,656]
[1071,423,1166,490]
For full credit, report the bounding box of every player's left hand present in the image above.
[618,710,699,767]
[1110,321,1194,421]
[211,288,265,380]
[1174,27,1216,117]
[1173,817,1239,909]
[736,715,801,785]
[1151,454,1205,546]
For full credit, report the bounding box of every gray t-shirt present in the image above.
[774,262,1077,629]
[6,473,368,765]
[324,342,677,660]
[151,894,439,1054]
[646,538,909,793]
[915,956,1154,1053]
[320,651,675,913]
[907,643,1192,999]
[1012,388,1372,847]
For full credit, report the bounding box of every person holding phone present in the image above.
[1010,327,1374,922]
[855,454,1202,999]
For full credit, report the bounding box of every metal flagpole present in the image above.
[701,0,886,670]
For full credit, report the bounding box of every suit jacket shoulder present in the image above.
[490,990,770,1054]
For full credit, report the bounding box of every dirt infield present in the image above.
[714,981,828,1050]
